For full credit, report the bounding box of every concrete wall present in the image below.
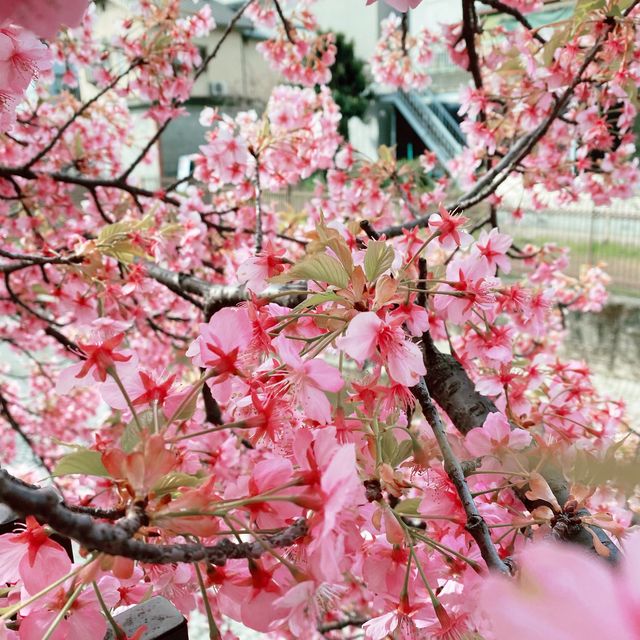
[191,29,280,103]
[282,0,462,63]
[82,1,282,182]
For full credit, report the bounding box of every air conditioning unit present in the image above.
[209,81,227,97]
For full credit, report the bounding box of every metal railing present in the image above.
[498,205,640,295]
[263,193,640,297]
[419,88,465,146]
[392,90,463,169]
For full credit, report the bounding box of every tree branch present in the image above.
[419,335,621,562]
[0,390,51,473]
[0,468,307,565]
[272,0,296,45]
[478,0,546,44]
[379,8,638,238]
[462,0,483,89]
[411,378,509,573]
[24,59,143,170]
[143,262,306,314]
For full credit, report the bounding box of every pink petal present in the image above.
[465,427,491,457]
[508,429,532,450]
[298,383,332,424]
[483,412,511,441]
[20,543,71,594]
[305,359,343,392]
[0,537,25,584]
[0,0,89,39]
[337,312,381,363]
[386,341,426,387]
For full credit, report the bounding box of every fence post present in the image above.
[588,206,596,265]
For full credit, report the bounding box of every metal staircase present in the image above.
[389,90,464,172]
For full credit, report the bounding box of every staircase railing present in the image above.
[393,90,463,170]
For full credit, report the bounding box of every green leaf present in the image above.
[172,392,198,422]
[542,29,566,67]
[395,497,421,516]
[615,0,637,11]
[53,450,110,477]
[364,241,395,282]
[152,472,201,496]
[96,216,154,264]
[121,419,141,453]
[273,253,349,289]
[573,0,605,23]
[293,291,343,312]
[380,430,398,464]
[392,439,414,467]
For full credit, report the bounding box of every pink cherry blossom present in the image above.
[0,517,71,594]
[273,335,343,424]
[465,411,531,458]
[56,332,132,394]
[0,0,89,39]
[338,311,426,386]
[428,206,471,250]
[186,306,253,402]
[0,27,52,92]
[19,575,119,640]
[472,228,513,274]
[479,533,640,640]
[0,0,635,635]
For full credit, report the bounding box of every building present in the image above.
[86,0,281,187]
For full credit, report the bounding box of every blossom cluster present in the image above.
[0,0,638,638]
[251,2,337,86]
[370,14,437,90]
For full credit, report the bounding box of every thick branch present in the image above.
[0,468,307,565]
[419,335,620,562]
[0,165,180,206]
[144,262,306,314]
[462,0,483,89]
[0,248,83,275]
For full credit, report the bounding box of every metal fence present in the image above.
[221,188,640,296]
[497,205,640,295]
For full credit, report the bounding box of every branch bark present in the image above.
[0,468,307,565]
[461,0,483,90]
[411,378,509,573]
[419,335,620,562]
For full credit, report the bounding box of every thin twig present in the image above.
[273,0,296,45]
[410,378,509,573]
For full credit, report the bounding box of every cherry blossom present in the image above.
[338,311,426,386]
[273,335,343,424]
[0,0,636,637]
[465,411,531,458]
[0,0,89,39]
[0,517,71,594]
[479,533,640,639]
